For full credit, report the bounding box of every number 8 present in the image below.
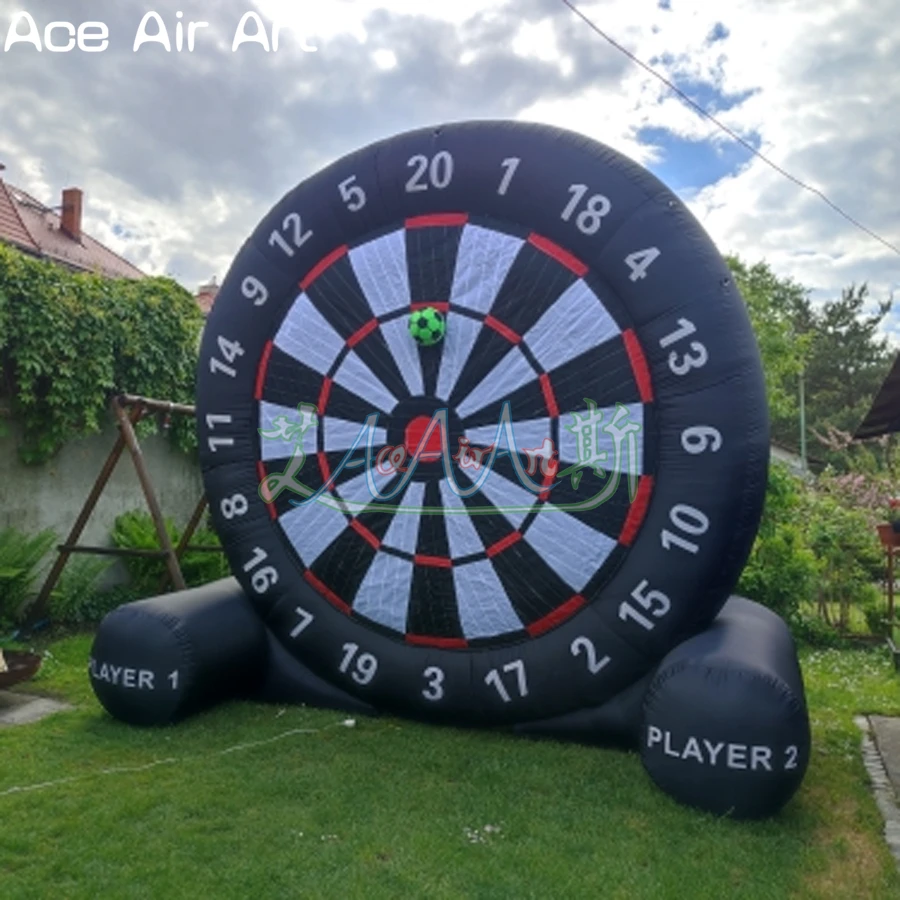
[221,494,248,519]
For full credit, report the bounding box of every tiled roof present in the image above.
[195,279,219,315]
[0,180,39,254]
[0,178,145,280]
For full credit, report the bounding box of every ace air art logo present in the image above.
[256,399,642,516]
[2,10,317,55]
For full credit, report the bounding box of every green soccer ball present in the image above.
[409,307,446,346]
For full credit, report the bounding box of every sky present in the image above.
[1,0,897,331]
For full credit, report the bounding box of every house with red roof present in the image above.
[0,165,146,280]
[0,164,219,314]
[195,276,219,315]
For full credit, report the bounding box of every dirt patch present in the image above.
[0,690,72,727]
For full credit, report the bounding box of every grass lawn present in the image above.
[2,634,900,899]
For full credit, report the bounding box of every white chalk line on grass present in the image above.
[0,718,357,799]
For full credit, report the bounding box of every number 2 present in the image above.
[570,636,611,674]
[785,745,798,770]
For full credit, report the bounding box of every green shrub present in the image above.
[737,463,819,622]
[0,526,57,624]
[789,610,847,648]
[738,460,890,643]
[48,556,119,626]
[110,510,229,597]
[179,523,231,589]
[805,490,884,632]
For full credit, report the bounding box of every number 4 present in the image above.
[625,247,660,281]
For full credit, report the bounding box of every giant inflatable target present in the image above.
[195,120,769,726]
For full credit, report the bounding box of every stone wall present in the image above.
[0,421,203,584]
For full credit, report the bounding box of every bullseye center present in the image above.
[404,415,443,462]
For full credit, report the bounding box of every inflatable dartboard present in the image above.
[196,120,769,727]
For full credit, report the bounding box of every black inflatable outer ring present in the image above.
[196,120,769,726]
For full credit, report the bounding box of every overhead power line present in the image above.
[558,0,900,257]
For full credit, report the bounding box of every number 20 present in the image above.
[406,152,453,192]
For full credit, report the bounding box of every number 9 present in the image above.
[242,276,269,306]
[681,426,722,455]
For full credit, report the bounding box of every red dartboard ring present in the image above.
[196,121,769,726]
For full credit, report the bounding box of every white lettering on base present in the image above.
[89,657,155,690]
[646,725,775,771]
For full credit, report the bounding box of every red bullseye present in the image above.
[404,415,443,462]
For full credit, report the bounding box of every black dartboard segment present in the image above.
[197,120,769,725]
[253,214,653,650]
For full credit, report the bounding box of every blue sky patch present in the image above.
[708,22,730,42]
[638,125,761,192]
[637,74,761,190]
[659,73,759,114]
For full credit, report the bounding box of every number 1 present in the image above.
[497,157,520,195]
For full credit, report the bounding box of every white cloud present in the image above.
[0,0,896,313]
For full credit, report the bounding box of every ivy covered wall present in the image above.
[0,243,203,464]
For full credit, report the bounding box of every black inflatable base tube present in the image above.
[639,596,811,820]
[89,578,269,726]
[89,585,810,820]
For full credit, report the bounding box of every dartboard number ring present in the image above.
[196,121,768,724]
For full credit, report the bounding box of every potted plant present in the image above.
[891,497,900,532]
[876,497,900,548]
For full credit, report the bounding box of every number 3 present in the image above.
[422,666,444,700]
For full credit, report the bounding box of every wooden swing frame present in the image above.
[27,392,222,623]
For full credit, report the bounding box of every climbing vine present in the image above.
[0,243,204,464]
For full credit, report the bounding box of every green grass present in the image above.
[2,636,900,899]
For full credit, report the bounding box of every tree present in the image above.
[801,284,894,469]
[727,255,895,472]
[725,255,810,424]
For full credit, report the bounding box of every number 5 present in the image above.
[339,175,366,211]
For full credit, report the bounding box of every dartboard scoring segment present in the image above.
[196,122,768,724]
[252,212,654,656]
